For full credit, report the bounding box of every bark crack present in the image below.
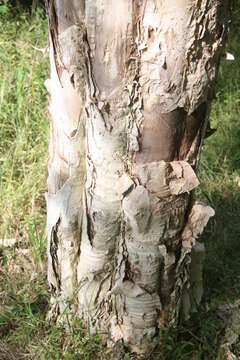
[49,218,61,292]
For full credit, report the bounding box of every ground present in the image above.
[0,2,240,359]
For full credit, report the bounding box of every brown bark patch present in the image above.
[136,108,186,163]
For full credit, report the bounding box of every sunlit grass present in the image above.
[0,4,48,242]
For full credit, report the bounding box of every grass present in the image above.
[0,1,240,359]
[0,2,48,241]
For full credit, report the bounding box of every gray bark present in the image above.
[45,0,230,354]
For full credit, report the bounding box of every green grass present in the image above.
[197,3,240,308]
[0,2,48,241]
[1,2,240,359]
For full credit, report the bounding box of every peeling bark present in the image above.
[45,0,230,354]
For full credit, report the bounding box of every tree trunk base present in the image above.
[45,0,229,354]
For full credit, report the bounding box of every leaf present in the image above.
[0,5,9,14]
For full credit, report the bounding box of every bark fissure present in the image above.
[49,218,61,293]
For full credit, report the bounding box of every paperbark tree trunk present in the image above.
[45,0,230,354]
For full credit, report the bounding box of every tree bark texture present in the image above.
[45,0,230,354]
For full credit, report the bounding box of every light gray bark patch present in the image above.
[159,245,176,308]
[118,173,134,198]
[85,0,134,96]
[111,280,145,297]
[139,0,230,114]
[76,99,127,330]
[120,161,209,339]
[136,161,171,197]
[122,185,151,233]
[47,39,86,194]
[46,177,83,311]
[136,160,199,197]
[169,161,200,195]
[170,203,215,321]
[53,0,75,33]
[58,25,85,69]
[180,241,206,321]
[125,75,143,158]
[58,24,87,97]
[181,0,229,113]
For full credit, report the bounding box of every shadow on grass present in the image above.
[203,186,240,303]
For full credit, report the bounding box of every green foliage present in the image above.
[0,5,9,14]
[0,2,240,360]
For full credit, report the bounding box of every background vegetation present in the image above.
[0,1,240,359]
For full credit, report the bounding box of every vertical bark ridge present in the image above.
[46,0,230,354]
[45,0,87,316]
[77,0,138,332]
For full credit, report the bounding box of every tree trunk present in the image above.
[45,0,230,354]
